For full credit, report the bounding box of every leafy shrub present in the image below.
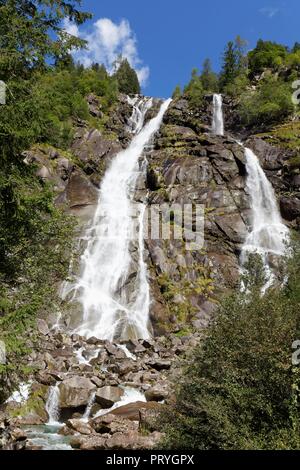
[159,247,300,450]
[239,76,294,126]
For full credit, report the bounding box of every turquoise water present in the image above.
[23,425,72,450]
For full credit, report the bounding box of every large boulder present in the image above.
[59,376,96,409]
[94,386,124,408]
[109,401,162,421]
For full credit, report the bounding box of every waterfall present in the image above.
[45,384,60,425]
[240,147,289,288]
[71,97,172,341]
[82,392,96,421]
[212,94,224,136]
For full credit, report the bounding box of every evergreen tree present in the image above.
[172,84,182,99]
[220,41,237,89]
[184,68,204,108]
[219,36,248,91]
[113,58,140,95]
[200,58,218,92]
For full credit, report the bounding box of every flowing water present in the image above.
[69,97,171,341]
[211,95,289,287]
[212,94,224,135]
[45,384,60,426]
[240,147,289,288]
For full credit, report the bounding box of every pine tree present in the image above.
[113,58,140,95]
[200,58,218,92]
[172,85,182,99]
[220,41,237,89]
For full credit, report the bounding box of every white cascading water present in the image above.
[240,147,289,286]
[211,96,289,287]
[212,93,224,136]
[45,384,60,425]
[69,97,172,341]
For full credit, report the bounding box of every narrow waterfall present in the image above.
[82,392,96,421]
[241,147,289,288]
[71,97,172,341]
[212,94,224,136]
[45,384,60,425]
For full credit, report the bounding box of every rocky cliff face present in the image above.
[23,93,299,335]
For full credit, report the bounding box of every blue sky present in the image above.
[70,0,300,97]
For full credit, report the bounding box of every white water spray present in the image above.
[82,391,96,421]
[212,94,224,136]
[70,97,171,341]
[45,384,60,425]
[241,147,289,288]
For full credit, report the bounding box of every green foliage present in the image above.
[248,40,288,76]
[31,66,118,148]
[0,0,91,81]
[239,75,294,126]
[113,57,141,95]
[159,246,300,450]
[220,36,248,91]
[172,85,182,99]
[184,69,204,108]
[200,59,219,92]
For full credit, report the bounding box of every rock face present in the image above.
[139,100,251,332]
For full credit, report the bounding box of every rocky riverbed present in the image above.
[0,319,201,450]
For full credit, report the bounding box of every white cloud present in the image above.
[63,17,149,87]
[259,7,280,18]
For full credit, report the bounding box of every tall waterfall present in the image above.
[71,97,172,341]
[212,94,224,136]
[241,147,289,287]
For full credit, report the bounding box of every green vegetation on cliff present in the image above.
[176,36,300,128]
[160,247,300,450]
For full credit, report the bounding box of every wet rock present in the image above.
[66,419,94,435]
[59,376,96,409]
[95,386,124,408]
[10,428,27,442]
[280,196,300,221]
[37,319,49,336]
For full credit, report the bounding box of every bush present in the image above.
[248,40,288,75]
[239,76,294,126]
[159,247,300,450]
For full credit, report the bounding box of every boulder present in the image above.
[91,413,138,434]
[110,401,162,421]
[280,196,300,221]
[66,419,94,435]
[59,376,96,409]
[105,430,162,450]
[37,319,49,336]
[94,386,124,408]
[145,385,168,402]
[70,435,107,450]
